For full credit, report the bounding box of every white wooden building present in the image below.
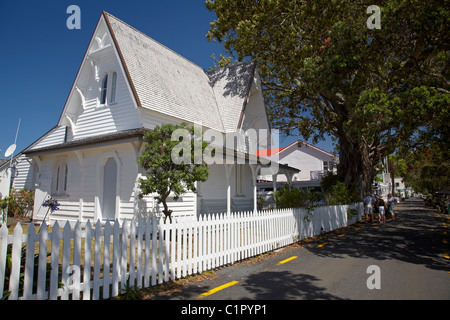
[258,140,338,189]
[16,12,292,225]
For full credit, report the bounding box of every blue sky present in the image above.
[0,1,335,159]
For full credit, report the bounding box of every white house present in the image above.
[16,12,293,226]
[258,139,338,189]
[0,154,37,198]
[0,160,11,199]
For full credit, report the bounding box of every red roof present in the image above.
[256,148,285,156]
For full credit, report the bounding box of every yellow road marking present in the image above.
[317,242,328,248]
[338,233,345,237]
[200,281,239,297]
[278,256,298,265]
[444,252,449,260]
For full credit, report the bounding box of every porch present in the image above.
[197,161,299,215]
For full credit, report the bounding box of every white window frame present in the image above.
[100,74,108,105]
[323,161,335,172]
[98,71,118,106]
[110,71,117,104]
[52,158,69,196]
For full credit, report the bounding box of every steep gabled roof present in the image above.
[104,12,256,133]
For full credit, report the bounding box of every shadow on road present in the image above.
[307,198,449,272]
[241,271,345,300]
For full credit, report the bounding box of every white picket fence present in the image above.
[0,203,363,300]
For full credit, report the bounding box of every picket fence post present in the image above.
[73,221,82,300]
[112,220,121,297]
[0,224,8,300]
[83,221,92,300]
[23,223,36,300]
[102,221,111,298]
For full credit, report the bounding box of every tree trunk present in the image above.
[389,167,396,197]
[160,191,173,223]
[337,138,375,198]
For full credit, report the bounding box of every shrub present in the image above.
[274,185,320,211]
[321,172,360,205]
[5,188,35,218]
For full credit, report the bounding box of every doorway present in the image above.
[102,157,117,221]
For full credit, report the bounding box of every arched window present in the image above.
[110,72,117,104]
[100,74,108,105]
[53,159,68,195]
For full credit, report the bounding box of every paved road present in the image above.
[149,198,450,302]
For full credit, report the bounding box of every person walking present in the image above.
[364,194,374,223]
[388,194,396,220]
[378,196,386,224]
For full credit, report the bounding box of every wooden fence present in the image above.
[0,203,363,300]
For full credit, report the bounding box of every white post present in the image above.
[272,174,277,209]
[225,164,233,215]
[250,165,261,214]
[284,170,295,185]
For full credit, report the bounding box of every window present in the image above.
[323,161,334,172]
[53,159,68,195]
[110,72,117,104]
[100,74,108,105]
[99,71,118,106]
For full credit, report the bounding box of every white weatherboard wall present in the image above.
[67,48,141,141]
[1,203,363,300]
[61,16,141,142]
[197,163,255,215]
[26,17,142,156]
[32,142,196,225]
[0,154,36,200]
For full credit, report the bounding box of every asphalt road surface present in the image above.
[148,198,450,302]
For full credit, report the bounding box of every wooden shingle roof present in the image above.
[104,12,256,133]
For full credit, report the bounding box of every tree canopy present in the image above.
[206,0,449,195]
[400,142,450,194]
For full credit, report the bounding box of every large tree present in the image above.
[206,0,449,196]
